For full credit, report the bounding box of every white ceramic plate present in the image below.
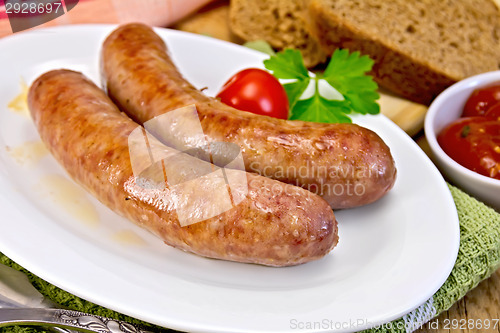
[0,25,459,333]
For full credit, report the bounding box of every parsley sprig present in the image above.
[263,49,380,123]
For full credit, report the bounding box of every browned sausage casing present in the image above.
[101,23,397,209]
[28,69,338,267]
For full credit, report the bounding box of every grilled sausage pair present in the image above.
[28,23,396,266]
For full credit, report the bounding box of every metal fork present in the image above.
[0,262,156,333]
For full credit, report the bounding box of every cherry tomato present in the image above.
[216,68,289,119]
[462,84,500,117]
[484,102,500,121]
[437,117,500,180]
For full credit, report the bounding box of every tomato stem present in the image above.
[461,125,471,138]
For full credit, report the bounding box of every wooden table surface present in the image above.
[172,1,500,332]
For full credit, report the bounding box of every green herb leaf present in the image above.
[283,79,310,109]
[264,48,380,123]
[344,89,380,115]
[323,49,380,115]
[291,93,352,123]
[263,49,309,80]
[324,49,374,78]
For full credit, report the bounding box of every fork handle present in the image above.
[0,308,154,333]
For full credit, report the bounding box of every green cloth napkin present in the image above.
[364,184,500,333]
[1,184,499,333]
[0,255,171,333]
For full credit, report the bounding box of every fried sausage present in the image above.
[101,23,397,209]
[28,69,338,266]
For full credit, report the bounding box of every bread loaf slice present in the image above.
[305,0,500,104]
[229,0,328,68]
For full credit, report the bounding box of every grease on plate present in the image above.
[6,141,48,166]
[8,79,29,117]
[36,174,100,227]
[111,230,146,246]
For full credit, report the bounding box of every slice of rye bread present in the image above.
[229,0,328,68]
[305,0,500,105]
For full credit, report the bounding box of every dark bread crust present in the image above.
[305,0,500,105]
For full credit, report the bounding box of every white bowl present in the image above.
[425,71,500,211]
